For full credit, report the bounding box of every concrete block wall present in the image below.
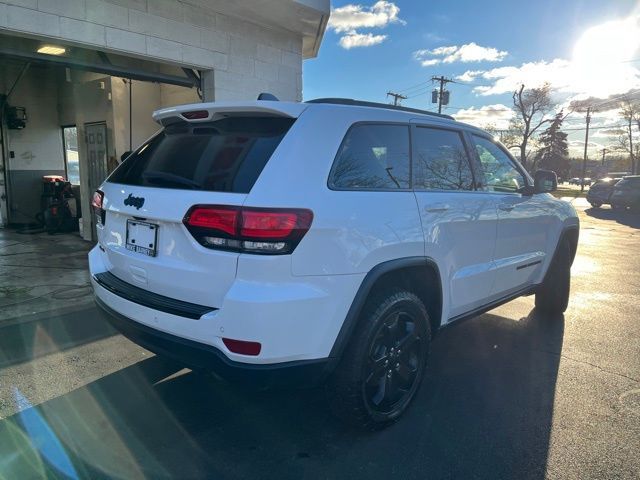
[0,0,304,101]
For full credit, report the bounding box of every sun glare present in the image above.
[571,17,640,96]
[573,18,639,66]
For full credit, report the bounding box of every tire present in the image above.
[589,202,602,208]
[326,289,431,430]
[535,240,571,314]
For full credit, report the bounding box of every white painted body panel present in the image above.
[413,191,498,320]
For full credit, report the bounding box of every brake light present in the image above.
[181,110,209,120]
[183,205,313,254]
[241,210,300,238]
[91,190,103,209]
[222,338,261,356]
[91,190,106,225]
[186,206,238,235]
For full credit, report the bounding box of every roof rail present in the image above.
[305,98,454,120]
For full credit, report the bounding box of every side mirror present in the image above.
[120,151,132,162]
[534,169,557,193]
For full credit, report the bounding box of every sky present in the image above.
[303,0,640,156]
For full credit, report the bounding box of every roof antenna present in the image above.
[257,92,279,101]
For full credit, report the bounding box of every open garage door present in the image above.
[0,34,203,238]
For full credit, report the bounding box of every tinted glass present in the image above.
[473,136,526,193]
[108,117,294,193]
[413,127,474,190]
[330,124,410,189]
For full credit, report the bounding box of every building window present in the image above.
[62,126,79,185]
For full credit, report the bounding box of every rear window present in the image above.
[108,116,294,193]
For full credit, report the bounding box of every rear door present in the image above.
[470,135,552,297]
[97,115,295,308]
[411,125,498,318]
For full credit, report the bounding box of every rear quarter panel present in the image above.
[246,106,426,276]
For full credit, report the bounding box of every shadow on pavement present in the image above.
[585,206,640,228]
[0,307,117,368]
[0,308,563,480]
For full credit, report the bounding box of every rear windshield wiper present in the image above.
[142,171,202,189]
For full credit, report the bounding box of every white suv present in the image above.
[89,98,579,428]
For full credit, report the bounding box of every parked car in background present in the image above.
[569,177,592,186]
[586,177,621,208]
[610,175,640,210]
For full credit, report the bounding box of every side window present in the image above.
[413,127,474,190]
[473,135,526,193]
[330,124,410,190]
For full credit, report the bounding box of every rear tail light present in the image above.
[222,338,262,356]
[91,190,105,225]
[183,205,313,255]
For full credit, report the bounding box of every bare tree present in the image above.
[619,96,639,175]
[510,83,555,169]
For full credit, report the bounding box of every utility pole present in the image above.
[581,107,591,193]
[386,91,407,106]
[601,148,607,167]
[431,76,454,114]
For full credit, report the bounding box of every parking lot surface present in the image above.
[0,200,638,479]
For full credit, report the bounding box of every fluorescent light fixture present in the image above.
[37,45,66,55]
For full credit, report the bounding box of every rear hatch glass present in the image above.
[108,116,295,193]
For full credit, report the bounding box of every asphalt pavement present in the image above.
[0,200,638,480]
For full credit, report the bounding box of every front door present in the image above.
[85,122,108,240]
[470,135,552,297]
[412,125,498,319]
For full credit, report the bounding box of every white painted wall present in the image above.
[2,64,64,172]
[1,64,66,224]
[0,0,309,101]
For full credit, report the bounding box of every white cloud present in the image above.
[328,1,404,32]
[328,1,404,49]
[452,104,514,129]
[414,42,508,66]
[456,70,485,82]
[339,32,387,49]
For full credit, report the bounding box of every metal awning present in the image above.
[0,46,200,90]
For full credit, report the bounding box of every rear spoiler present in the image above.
[152,101,308,126]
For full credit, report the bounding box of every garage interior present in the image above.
[0,33,202,241]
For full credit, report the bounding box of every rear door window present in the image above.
[412,127,474,190]
[108,116,294,193]
[329,124,410,190]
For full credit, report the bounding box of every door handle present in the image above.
[498,203,515,212]
[424,204,450,213]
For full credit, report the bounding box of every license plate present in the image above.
[126,219,158,257]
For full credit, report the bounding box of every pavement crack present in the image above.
[537,348,640,384]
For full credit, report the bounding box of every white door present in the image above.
[470,135,552,297]
[412,126,498,319]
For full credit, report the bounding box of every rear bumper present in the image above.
[96,297,330,388]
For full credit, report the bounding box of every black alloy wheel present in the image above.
[363,309,425,417]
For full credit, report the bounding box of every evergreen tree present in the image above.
[536,111,569,178]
